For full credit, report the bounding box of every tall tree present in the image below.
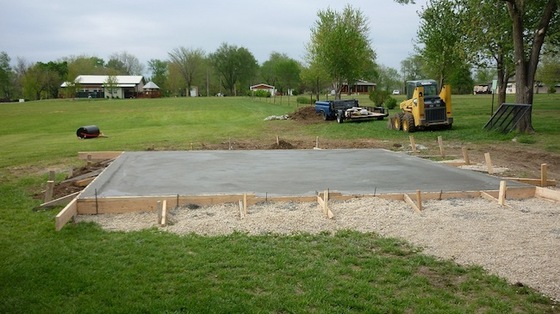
[0,51,13,100]
[307,5,376,99]
[209,43,258,96]
[537,50,560,93]
[261,52,301,94]
[375,65,403,92]
[400,54,427,81]
[147,59,169,95]
[503,0,559,132]
[65,55,105,80]
[168,47,205,97]
[107,51,144,75]
[417,0,465,89]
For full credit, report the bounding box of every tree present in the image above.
[375,65,402,92]
[400,54,427,81]
[65,55,105,80]
[417,0,466,89]
[107,51,144,75]
[209,43,258,96]
[147,59,169,95]
[307,5,376,99]
[537,50,560,93]
[300,61,331,101]
[0,51,13,100]
[260,52,301,94]
[22,61,67,100]
[503,0,559,132]
[103,75,118,98]
[168,47,205,97]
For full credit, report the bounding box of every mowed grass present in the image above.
[1,94,559,312]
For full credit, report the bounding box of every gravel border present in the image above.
[76,195,560,301]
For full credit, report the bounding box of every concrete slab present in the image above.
[80,149,527,199]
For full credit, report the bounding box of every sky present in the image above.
[1,0,427,76]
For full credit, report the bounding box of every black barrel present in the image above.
[76,125,100,139]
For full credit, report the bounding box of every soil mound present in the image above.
[289,106,322,123]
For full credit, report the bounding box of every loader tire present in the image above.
[402,113,416,133]
[392,113,404,130]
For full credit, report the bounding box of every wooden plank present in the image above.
[484,152,494,174]
[440,160,466,167]
[74,177,95,187]
[78,151,123,161]
[541,164,548,187]
[403,193,421,213]
[55,197,78,231]
[40,192,80,208]
[44,180,55,203]
[480,191,498,202]
[498,181,507,206]
[61,168,104,184]
[502,178,556,186]
[535,187,560,202]
[409,135,417,153]
[462,147,470,165]
[161,200,167,226]
[438,136,445,158]
[243,194,248,216]
[416,190,422,211]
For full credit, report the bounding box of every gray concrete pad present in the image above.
[80,149,526,199]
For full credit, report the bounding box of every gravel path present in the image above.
[77,195,560,301]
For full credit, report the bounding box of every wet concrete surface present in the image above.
[80,149,526,198]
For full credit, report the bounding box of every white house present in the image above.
[61,75,145,98]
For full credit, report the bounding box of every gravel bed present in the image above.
[76,195,560,301]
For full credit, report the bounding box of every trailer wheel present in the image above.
[336,110,344,123]
[402,113,416,132]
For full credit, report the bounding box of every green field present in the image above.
[1,95,559,312]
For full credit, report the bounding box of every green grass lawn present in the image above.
[1,95,559,312]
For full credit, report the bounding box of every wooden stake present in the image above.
[276,135,280,146]
[161,200,167,226]
[243,193,248,215]
[409,135,417,153]
[44,180,55,203]
[87,154,92,166]
[484,152,494,174]
[416,190,422,211]
[437,136,445,158]
[498,181,506,206]
[541,163,548,187]
[157,201,162,224]
[49,170,56,181]
[462,147,470,165]
[404,193,421,213]
[315,136,319,149]
[190,142,193,150]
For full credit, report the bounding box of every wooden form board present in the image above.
[55,197,78,231]
[535,187,560,202]
[73,186,538,215]
[78,151,123,161]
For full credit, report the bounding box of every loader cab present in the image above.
[406,80,438,100]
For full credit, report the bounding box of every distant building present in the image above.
[340,80,376,95]
[250,83,276,96]
[61,75,145,99]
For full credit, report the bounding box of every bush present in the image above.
[385,97,398,109]
[296,96,311,104]
[369,90,390,106]
[252,90,271,98]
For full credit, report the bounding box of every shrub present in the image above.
[296,96,311,104]
[385,97,398,109]
[369,90,390,106]
[252,90,271,98]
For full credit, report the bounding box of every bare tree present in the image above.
[168,47,205,97]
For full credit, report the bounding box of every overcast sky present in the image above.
[1,0,426,76]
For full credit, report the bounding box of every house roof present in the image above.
[250,83,275,90]
[144,81,160,89]
[76,75,144,85]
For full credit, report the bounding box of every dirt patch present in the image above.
[288,105,323,123]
